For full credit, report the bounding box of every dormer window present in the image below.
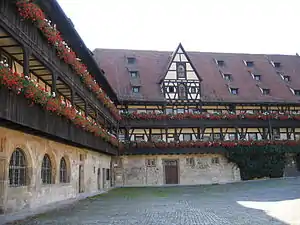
[291,89,300,96]
[130,71,138,78]
[230,88,238,95]
[223,73,232,81]
[283,75,290,81]
[132,86,140,93]
[261,88,270,95]
[216,60,225,67]
[176,63,186,78]
[252,74,261,81]
[127,57,136,64]
[245,61,254,67]
[272,62,281,68]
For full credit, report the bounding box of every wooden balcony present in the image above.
[121,118,300,128]
[0,0,118,128]
[0,88,118,155]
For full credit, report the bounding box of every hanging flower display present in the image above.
[0,61,119,147]
[121,111,300,121]
[128,139,300,149]
[15,0,121,121]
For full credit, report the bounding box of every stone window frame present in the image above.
[9,148,27,187]
[211,157,220,164]
[41,154,53,184]
[146,159,156,167]
[59,157,68,183]
[186,157,195,167]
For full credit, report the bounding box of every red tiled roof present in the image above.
[93,47,300,104]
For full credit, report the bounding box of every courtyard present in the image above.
[3,178,300,225]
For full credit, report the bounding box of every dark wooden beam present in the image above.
[22,46,30,77]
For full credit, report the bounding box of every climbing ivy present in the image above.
[225,145,300,180]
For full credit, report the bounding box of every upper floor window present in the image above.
[176,63,186,78]
[127,57,136,64]
[132,86,140,93]
[216,60,225,67]
[261,88,270,95]
[130,71,138,78]
[283,75,290,81]
[245,61,254,67]
[223,73,232,81]
[9,148,27,187]
[253,74,261,81]
[292,89,300,96]
[178,83,187,99]
[272,62,281,68]
[230,88,238,95]
[190,87,197,94]
[168,86,175,93]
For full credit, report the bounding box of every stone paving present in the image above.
[4,178,300,225]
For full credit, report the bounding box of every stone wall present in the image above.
[114,154,241,187]
[0,127,112,214]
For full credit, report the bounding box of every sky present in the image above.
[57,0,300,55]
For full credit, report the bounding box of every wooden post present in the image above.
[22,46,31,77]
[71,89,75,106]
[51,74,57,95]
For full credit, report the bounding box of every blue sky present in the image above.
[57,0,300,54]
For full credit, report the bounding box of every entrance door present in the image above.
[97,168,101,190]
[79,165,84,193]
[102,168,105,189]
[164,160,179,184]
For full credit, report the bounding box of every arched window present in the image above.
[177,63,186,78]
[178,84,186,99]
[41,154,52,184]
[9,148,27,187]
[59,157,68,183]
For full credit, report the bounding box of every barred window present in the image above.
[41,154,52,184]
[59,157,68,183]
[9,148,27,187]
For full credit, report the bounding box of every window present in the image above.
[272,128,280,139]
[134,134,144,142]
[211,157,219,164]
[253,74,261,81]
[227,133,236,140]
[132,86,140,93]
[177,108,184,114]
[230,88,238,95]
[59,157,68,183]
[169,86,175,93]
[223,74,232,81]
[262,88,270,95]
[245,61,254,67]
[151,134,161,142]
[183,134,192,141]
[146,159,156,167]
[165,108,173,114]
[190,87,196,94]
[216,60,225,67]
[186,158,195,167]
[248,133,258,140]
[9,148,27,187]
[292,89,300,96]
[273,62,281,68]
[106,169,110,181]
[178,83,186,99]
[41,154,52,184]
[177,63,186,78]
[213,133,221,140]
[127,57,136,64]
[283,75,290,81]
[130,71,138,78]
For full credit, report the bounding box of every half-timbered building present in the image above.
[94,44,300,187]
[0,0,120,214]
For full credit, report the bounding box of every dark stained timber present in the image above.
[0,0,117,128]
[0,88,118,155]
[121,118,300,128]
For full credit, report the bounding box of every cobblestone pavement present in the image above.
[5,178,300,225]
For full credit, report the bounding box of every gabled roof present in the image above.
[159,43,202,83]
[93,47,300,104]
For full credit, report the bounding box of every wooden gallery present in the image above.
[1,0,300,215]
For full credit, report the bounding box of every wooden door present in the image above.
[79,165,84,193]
[164,160,179,184]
